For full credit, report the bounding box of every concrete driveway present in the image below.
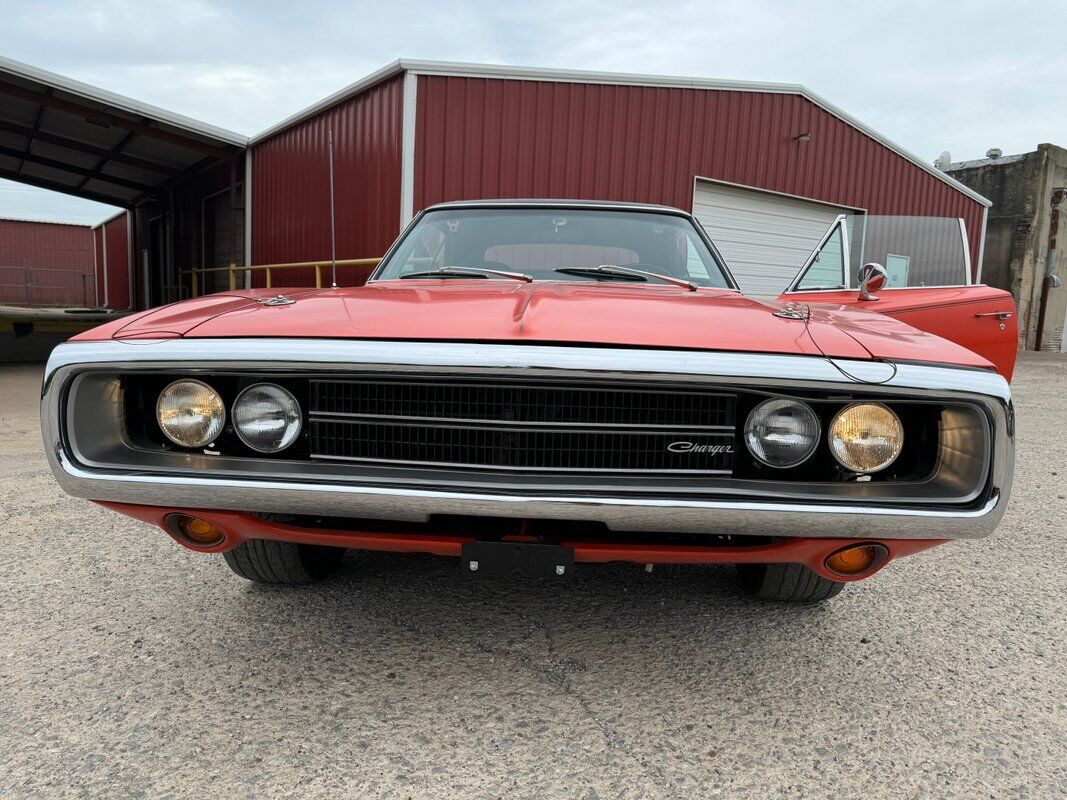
[1,355,1064,799]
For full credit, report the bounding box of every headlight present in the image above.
[744,398,820,468]
[829,403,903,473]
[232,383,302,453]
[156,379,226,448]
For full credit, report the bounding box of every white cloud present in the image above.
[0,180,118,225]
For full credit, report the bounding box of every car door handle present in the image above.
[975,311,1013,320]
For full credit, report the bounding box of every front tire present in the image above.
[736,562,845,602]
[223,539,345,585]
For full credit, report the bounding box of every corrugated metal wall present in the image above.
[92,213,130,310]
[250,73,404,286]
[0,218,94,307]
[171,160,243,297]
[414,76,986,276]
[171,161,241,269]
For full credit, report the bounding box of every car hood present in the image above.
[79,281,992,368]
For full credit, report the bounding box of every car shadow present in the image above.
[221,549,855,699]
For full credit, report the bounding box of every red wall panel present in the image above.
[92,214,131,310]
[251,73,404,286]
[0,218,94,306]
[414,76,986,277]
[103,213,130,310]
[128,160,242,307]
[172,160,242,269]
[92,226,103,304]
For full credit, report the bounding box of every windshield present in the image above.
[373,208,733,288]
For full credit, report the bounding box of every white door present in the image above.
[692,180,851,297]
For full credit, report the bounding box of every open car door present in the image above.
[780,215,1018,381]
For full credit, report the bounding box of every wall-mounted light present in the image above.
[793,132,812,143]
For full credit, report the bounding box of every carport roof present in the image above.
[0,54,248,209]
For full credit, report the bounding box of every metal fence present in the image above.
[179,258,381,298]
[0,263,97,308]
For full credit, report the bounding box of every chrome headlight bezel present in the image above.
[828,402,905,474]
[155,378,226,449]
[743,397,821,469]
[231,382,303,454]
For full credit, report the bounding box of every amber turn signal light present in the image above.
[165,513,225,547]
[824,543,888,576]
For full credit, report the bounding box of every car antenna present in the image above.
[328,127,338,289]
[797,304,898,385]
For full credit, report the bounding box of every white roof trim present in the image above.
[0,215,92,227]
[250,58,990,208]
[251,60,406,144]
[90,209,128,230]
[0,53,248,147]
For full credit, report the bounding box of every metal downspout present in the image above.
[101,221,109,309]
[92,226,99,307]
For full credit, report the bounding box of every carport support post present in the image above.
[166,189,175,307]
[229,160,238,290]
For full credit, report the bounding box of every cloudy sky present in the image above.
[0,0,1062,224]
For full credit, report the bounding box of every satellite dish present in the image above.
[934,151,952,170]
[986,147,1003,160]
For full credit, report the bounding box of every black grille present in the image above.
[311,380,734,428]
[309,378,736,474]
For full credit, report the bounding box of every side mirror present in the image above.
[857,262,887,301]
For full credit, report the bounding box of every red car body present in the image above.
[42,201,1017,599]
[81,282,1009,374]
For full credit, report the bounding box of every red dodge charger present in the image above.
[41,201,1016,602]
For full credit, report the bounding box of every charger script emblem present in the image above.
[667,441,734,455]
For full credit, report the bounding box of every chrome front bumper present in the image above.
[41,339,1015,541]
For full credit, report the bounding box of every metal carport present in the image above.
[0,54,248,310]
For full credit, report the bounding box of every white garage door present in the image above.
[692,180,850,297]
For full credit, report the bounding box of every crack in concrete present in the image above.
[518,611,675,799]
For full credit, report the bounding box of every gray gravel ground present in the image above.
[1,354,1065,799]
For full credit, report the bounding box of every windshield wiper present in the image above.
[399,266,533,282]
[553,265,698,292]
[553,267,646,283]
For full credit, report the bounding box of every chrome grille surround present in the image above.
[40,338,1015,540]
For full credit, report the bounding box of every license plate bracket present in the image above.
[461,540,574,579]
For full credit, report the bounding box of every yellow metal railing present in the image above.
[180,258,382,298]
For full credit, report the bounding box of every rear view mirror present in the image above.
[858,262,887,301]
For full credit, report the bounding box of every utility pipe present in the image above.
[1035,188,1065,351]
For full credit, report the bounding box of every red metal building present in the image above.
[251,73,403,286]
[0,217,94,306]
[246,61,990,296]
[90,211,132,310]
[0,56,991,309]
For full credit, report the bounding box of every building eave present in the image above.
[90,209,128,230]
[0,53,248,147]
[0,215,91,227]
[249,60,407,145]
